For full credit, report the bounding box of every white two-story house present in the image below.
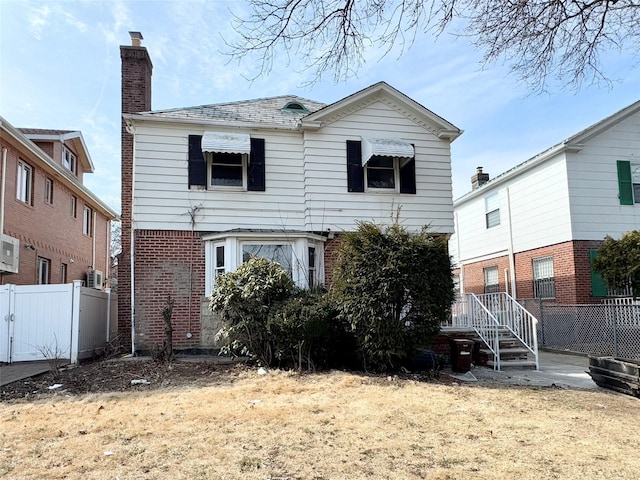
[450,99,640,305]
[119,33,462,352]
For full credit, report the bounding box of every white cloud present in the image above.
[28,4,51,40]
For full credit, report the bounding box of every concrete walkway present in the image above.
[0,360,62,387]
[468,350,597,389]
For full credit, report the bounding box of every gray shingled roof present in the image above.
[18,128,76,135]
[136,95,327,128]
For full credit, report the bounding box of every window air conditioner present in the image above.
[87,270,103,289]
[0,234,20,274]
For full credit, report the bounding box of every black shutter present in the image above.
[248,138,266,191]
[399,158,416,194]
[188,135,207,188]
[346,140,364,192]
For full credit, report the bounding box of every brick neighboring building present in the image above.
[450,100,640,304]
[0,117,117,287]
[118,32,462,353]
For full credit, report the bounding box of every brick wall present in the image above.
[0,139,110,285]
[119,43,153,348]
[323,234,344,287]
[462,240,606,305]
[133,229,205,351]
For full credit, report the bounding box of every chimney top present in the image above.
[471,166,490,190]
[129,31,143,47]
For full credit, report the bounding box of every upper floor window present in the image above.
[483,266,499,293]
[63,147,77,175]
[16,160,33,205]
[188,134,265,191]
[485,192,500,228]
[71,195,77,218]
[210,152,246,188]
[346,139,416,194]
[45,178,54,204]
[533,256,555,299]
[83,206,93,236]
[617,160,640,205]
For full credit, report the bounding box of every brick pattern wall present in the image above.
[133,229,205,350]
[462,240,606,305]
[323,234,344,288]
[119,44,152,348]
[0,140,110,285]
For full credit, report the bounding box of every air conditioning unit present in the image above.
[87,270,103,289]
[0,234,20,274]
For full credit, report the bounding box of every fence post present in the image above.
[70,280,83,364]
[612,306,619,358]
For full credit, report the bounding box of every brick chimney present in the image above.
[471,166,490,190]
[119,31,153,349]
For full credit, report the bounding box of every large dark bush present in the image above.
[331,221,454,371]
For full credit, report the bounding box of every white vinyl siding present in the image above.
[567,112,640,239]
[302,101,454,233]
[133,125,305,231]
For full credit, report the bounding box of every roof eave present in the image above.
[123,113,301,132]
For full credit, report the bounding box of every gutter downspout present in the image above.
[130,227,135,354]
[1,148,6,286]
[505,187,517,297]
[92,210,97,269]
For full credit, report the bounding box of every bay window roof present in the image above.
[201,132,251,155]
[361,137,414,165]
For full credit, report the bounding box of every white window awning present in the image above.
[201,132,251,155]
[361,137,414,165]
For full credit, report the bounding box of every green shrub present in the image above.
[209,256,296,365]
[331,221,454,372]
[592,230,640,297]
[269,289,356,370]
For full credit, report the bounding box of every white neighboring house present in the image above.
[450,99,640,305]
[119,35,462,352]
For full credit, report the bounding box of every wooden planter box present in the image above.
[588,356,640,398]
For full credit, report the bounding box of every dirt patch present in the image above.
[1,358,455,402]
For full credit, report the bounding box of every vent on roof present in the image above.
[282,101,308,113]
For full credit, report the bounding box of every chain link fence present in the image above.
[520,299,640,359]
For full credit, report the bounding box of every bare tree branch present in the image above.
[227,0,640,91]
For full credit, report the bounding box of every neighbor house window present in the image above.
[45,178,53,204]
[484,266,499,294]
[533,256,555,298]
[63,147,77,174]
[485,192,500,228]
[38,257,50,285]
[83,206,92,236]
[71,195,77,218]
[17,160,33,204]
[60,263,67,283]
[242,243,293,276]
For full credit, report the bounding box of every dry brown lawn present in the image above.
[1,368,639,480]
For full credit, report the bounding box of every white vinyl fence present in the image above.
[0,280,117,364]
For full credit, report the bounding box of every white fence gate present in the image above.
[0,280,117,364]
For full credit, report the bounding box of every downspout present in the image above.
[505,187,517,297]
[0,148,6,285]
[92,210,97,269]
[130,226,135,354]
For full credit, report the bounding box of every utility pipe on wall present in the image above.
[505,187,517,297]
[0,147,7,241]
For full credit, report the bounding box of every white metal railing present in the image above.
[448,292,540,370]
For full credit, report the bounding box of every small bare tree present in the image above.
[228,0,639,91]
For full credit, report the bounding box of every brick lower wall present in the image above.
[461,240,605,304]
[132,230,205,351]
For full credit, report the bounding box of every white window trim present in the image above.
[364,156,401,193]
[63,147,77,174]
[17,160,33,204]
[631,161,640,203]
[207,152,248,190]
[45,178,53,204]
[485,192,500,228]
[204,233,325,295]
[38,257,50,285]
[83,206,93,236]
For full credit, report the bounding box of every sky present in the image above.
[1,0,639,214]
